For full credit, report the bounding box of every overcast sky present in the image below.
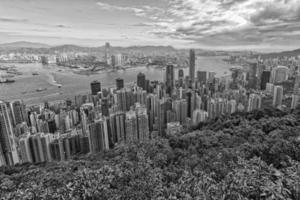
[0,0,299,51]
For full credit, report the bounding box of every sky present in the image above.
[0,0,300,51]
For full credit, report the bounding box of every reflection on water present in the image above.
[0,56,233,105]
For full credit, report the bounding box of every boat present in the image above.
[36,88,47,92]
[32,72,39,75]
[0,79,15,84]
[1,74,14,78]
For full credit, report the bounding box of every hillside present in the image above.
[0,107,300,199]
[260,48,300,58]
[0,41,51,49]
[0,41,245,56]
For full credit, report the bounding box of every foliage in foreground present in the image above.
[1,107,300,200]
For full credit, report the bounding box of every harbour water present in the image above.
[0,56,234,105]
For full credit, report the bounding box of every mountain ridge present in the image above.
[0,41,51,49]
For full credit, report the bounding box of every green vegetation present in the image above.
[1,107,300,199]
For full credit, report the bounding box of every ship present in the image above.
[0,79,15,84]
[36,88,47,92]
[32,72,39,75]
[1,74,14,78]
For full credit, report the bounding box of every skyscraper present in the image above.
[101,97,110,117]
[197,71,207,83]
[192,109,208,124]
[165,65,174,96]
[178,69,184,80]
[266,83,274,94]
[271,66,289,83]
[178,69,184,87]
[136,105,149,141]
[294,73,300,95]
[116,78,124,90]
[172,99,188,125]
[291,94,299,109]
[247,94,262,112]
[88,119,109,153]
[9,99,27,126]
[90,81,101,95]
[273,86,283,107]
[260,71,271,90]
[137,72,146,90]
[0,101,20,165]
[105,42,110,64]
[189,49,195,82]
[125,110,138,142]
[291,73,300,109]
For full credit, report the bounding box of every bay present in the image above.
[0,56,233,105]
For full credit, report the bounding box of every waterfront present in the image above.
[0,56,234,105]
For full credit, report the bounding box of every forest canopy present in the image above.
[1,107,300,200]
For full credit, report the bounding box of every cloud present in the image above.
[0,18,28,23]
[96,2,165,20]
[139,0,300,47]
[96,2,143,13]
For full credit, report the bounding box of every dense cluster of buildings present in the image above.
[0,49,299,167]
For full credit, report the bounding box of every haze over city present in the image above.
[1,0,300,51]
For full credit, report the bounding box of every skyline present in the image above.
[0,0,300,52]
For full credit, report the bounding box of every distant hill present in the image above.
[260,48,300,58]
[0,41,245,56]
[0,41,51,49]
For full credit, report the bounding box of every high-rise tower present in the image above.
[165,65,174,96]
[189,49,195,82]
[137,72,146,90]
[90,81,101,95]
[0,101,20,165]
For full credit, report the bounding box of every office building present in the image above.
[125,110,138,142]
[9,100,27,126]
[294,73,300,95]
[108,111,126,144]
[291,94,300,109]
[116,78,124,90]
[90,81,101,95]
[197,71,207,83]
[165,65,174,96]
[208,72,216,83]
[172,99,188,125]
[88,119,109,153]
[247,94,262,112]
[273,86,283,107]
[0,101,20,165]
[260,71,271,90]
[178,69,184,87]
[137,72,146,90]
[178,69,184,80]
[18,133,33,163]
[271,66,289,83]
[266,83,274,94]
[104,42,110,64]
[189,49,195,82]
[192,109,208,124]
[136,105,149,141]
